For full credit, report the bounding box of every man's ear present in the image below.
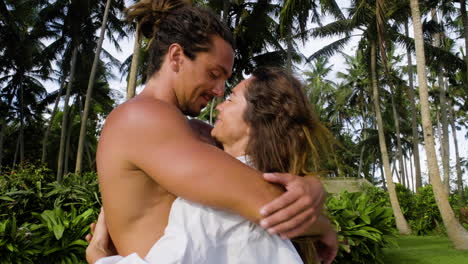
[167,43,184,72]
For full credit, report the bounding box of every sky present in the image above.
[45,0,467,191]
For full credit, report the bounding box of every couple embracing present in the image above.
[86,1,338,263]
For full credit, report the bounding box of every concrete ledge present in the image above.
[322,177,373,194]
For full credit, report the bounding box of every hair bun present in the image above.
[126,0,190,38]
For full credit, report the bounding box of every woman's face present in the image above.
[211,78,251,146]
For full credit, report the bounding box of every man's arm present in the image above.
[109,100,283,223]
[187,119,329,238]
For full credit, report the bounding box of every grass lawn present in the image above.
[383,235,468,264]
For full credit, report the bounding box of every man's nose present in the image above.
[212,81,225,97]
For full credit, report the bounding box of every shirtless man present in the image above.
[87,1,327,262]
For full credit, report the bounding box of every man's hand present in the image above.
[315,228,338,264]
[259,173,326,239]
[85,208,117,264]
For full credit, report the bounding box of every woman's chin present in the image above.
[211,126,224,143]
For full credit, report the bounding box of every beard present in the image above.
[180,103,201,117]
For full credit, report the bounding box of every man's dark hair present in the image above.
[126,0,235,79]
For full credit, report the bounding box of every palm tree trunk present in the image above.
[460,0,468,83]
[75,0,112,174]
[437,73,450,193]
[448,101,464,203]
[358,110,368,178]
[42,77,67,163]
[372,162,376,184]
[286,27,293,72]
[64,101,75,174]
[379,162,387,191]
[0,120,4,170]
[371,41,411,234]
[432,9,451,193]
[19,81,24,165]
[410,0,468,249]
[13,135,19,166]
[405,19,422,192]
[392,161,401,184]
[57,46,79,183]
[403,157,409,191]
[409,151,415,192]
[391,93,406,188]
[126,22,141,100]
[402,155,408,188]
[357,146,365,178]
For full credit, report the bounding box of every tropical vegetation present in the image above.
[0,0,467,262]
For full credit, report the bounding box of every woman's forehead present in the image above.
[233,78,253,94]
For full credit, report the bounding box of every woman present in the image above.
[87,68,338,264]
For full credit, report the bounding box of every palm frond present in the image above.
[310,19,355,38]
[307,36,352,62]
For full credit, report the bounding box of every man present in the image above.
[87,1,328,262]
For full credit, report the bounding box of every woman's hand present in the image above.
[259,173,326,238]
[85,208,117,264]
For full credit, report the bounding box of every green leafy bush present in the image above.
[409,185,443,235]
[0,207,93,264]
[0,164,99,263]
[395,183,415,221]
[0,164,54,222]
[327,189,396,264]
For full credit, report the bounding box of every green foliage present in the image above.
[395,183,414,220]
[0,164,99,263]
[409,186,443,235]
[0,217,40,263]
[0,164,55,222]
[31,207,93,263]
[0,208,93,264]
[327,188,396,264]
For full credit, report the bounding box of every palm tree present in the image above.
[459,0,468,83]
[403,18,423,192]
[75,0,113,174]
[0,0,51,166]
[448,99,464,202]
[432,9,451,194]
[370,39,411,234]
[381,47,411,189]
[310,0,412,234]
[56,47,78,182]
[126,22,141,100]
[409,0,468,249]
[37,0,127,176]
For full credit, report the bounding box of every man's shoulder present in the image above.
[105,96,187,134]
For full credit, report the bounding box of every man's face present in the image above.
[211,78,251,146]
[175,36,234,117]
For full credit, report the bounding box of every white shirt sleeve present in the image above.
[95,253,150,264]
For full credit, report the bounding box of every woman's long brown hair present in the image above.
[244,67,332,176]
[243,67,333,263]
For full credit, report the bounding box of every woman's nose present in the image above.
[216,101,225,111]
